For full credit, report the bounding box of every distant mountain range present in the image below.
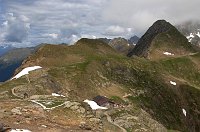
[128,35,140,45]
[98,36,139,54]
[108,37,134,54]
[177,21,200,46]
[0,45,14,56]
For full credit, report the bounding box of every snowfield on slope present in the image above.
[84,99,107,110]
[170,81,176,86]
[186,32,200,42]
[196,32,200,37]
[30,100,65,110]
[52,93,65,97]
[186,33,195,39]
[10,129,32,132]
[182,108,187,117]
[163,52,174,56]
[11,66,42,80]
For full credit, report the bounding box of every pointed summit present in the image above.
[108,37,134,54]
[127,20,195,59]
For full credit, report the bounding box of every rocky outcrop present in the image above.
[98,38,111,44]
[109,37,134,54]
[113,109,167,132]
[64,101,86,114]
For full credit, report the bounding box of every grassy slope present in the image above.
[12,39,127,100]
[106,55,200,131]
[149,27,195,60]
[0,38,200,131]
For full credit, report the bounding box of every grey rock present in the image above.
[70,105,79,110]
[89,118,101,123]
[64,101,74,108]
[11,107,22,115]
[109,37,134,55]
[79,121,92,130]
[76,107,86,114]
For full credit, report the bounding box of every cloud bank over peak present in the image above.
[103,0,200,34]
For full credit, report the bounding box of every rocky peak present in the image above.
[128,35,140,45]
[109,37,128,46]
[127,20,194,58]
[127,20,173,57]
[98,38,111,44]
[109,37,134,54]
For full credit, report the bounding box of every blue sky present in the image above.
[0,0,200,47]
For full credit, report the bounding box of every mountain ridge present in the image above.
[0,21,200,131]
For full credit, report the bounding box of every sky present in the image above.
[0,0,200,47]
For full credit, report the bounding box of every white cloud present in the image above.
[25,23,31,29]
[105,26,125,36]
[0,0,107,46]
[69,34,80,44]
[8,12,14,17]
[81,34,97,39]
[45,33,59,39]
[19,15,29,22]
[2,21,8,26]
[104,25,134,37]
[49,33,58,39]
[2,13,30,43]
[103,0,200,33]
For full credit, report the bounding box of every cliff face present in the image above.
[127,20,195,59]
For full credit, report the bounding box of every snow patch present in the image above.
[163,52,174,56]
[30,100,65,110]
[10,129,32,132]
[186,33,195,39]
[188,38,192,42]
[11,66,42,80]
[52,93,65,97]
[41,125,47,128]
[196,32,200,38]
[182,108,186,117]
[170,81,176,86]
[186,33,195,42]
[83,99,108,110]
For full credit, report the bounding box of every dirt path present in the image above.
[104,111,127,132]
[11,87,22,98]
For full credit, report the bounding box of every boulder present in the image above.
[11,107,22,115]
